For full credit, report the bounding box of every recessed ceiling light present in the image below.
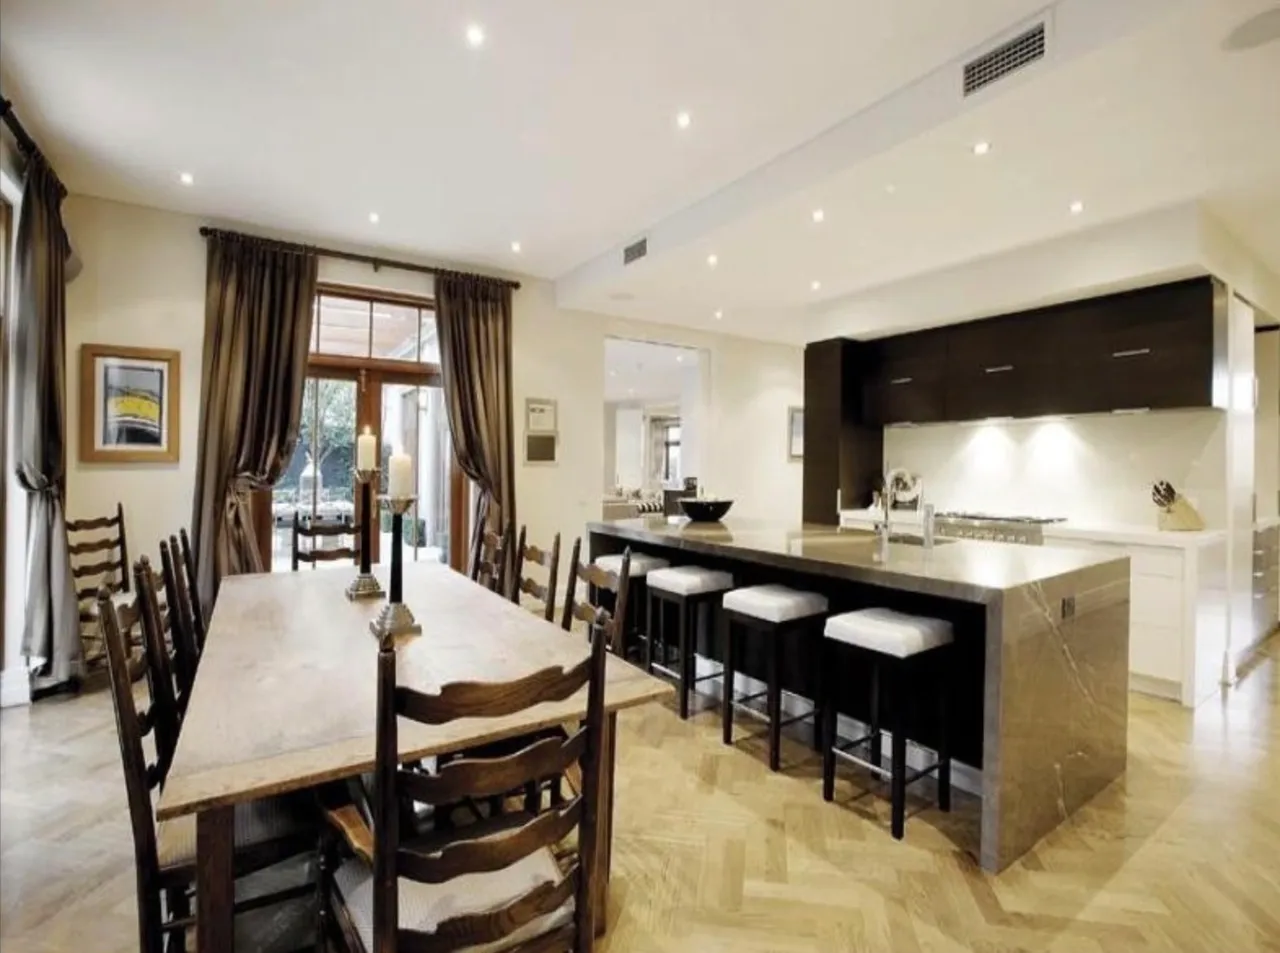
[972,141,991,156]
[510,240,522,253]
[676,111,692,130]
[706,253,718,268]
[466,23,485,48]
[179,172,194,186]
[811,208,825,224]
[811,280,822,291]
[368,212,380,224]
[676,354,684,363]
[1069,200,1085,215]
[609,370,617,377]
[885,184,897,194]
[628,388,636,396]
[714,309,723,320]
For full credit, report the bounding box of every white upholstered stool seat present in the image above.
[824,608,953,658]
[594,552,668,578]
[723,585,828,624]
[646,565,734,596]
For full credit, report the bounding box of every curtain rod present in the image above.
[198,226,521,290]
[0,97,65,190]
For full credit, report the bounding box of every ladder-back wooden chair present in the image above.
[512,527,561,623]
[177,528,207,652]
[561,540,632,656]
[159,538,202,703]
[67,502,130,666]
[292,512,360,571]
[469,523,513,596]
[321,623,610,953]
[134,556,184,778]
[97,588,317,953]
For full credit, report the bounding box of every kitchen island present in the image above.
[588,517,1131,873]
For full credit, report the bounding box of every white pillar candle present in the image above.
[388,451,414,499]
[356,426,377,471]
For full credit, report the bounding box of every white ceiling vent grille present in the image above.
[623,237,648,265]
[963,23,1046,96]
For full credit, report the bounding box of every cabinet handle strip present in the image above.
[1111,348,1152,359]
[889,377,913,385]
[983,365,1014,374]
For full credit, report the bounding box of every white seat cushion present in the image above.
[156,795,310,869]
[722,585,828,623]
[593,553,668,578]
[824,608,954,658]
[333,842,573,953]
[646,566,734,596]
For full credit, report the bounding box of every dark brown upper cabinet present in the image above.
[861,328,949,425]
[945,313,1062,420]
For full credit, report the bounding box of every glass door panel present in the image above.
[378,383,452,565]
[272,376,359,570]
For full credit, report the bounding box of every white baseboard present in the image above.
[0,667,31,708]
[693,656,983,798]
[1129,672,1182,703]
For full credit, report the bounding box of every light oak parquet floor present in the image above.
[3,637,1279,952]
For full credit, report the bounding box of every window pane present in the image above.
[378,384,451,564]
[371,303,421,361]
[418,312,440,364]
[315,295,371,357]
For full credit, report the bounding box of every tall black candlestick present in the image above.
[346,470,384,601]
[390,510,404,605]
[359,479,372,578]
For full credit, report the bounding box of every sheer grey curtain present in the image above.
[12,155,79,684]
[435,274,516,566]
[190,232,317,614]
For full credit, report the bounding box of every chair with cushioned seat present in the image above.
[645,565,734,719]
[96,587,318,953]
[821,607,954,840]
[318,596,611,953]
[593,551,668,661]
[721,584,828,771]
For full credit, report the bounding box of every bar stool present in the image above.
[820,607,953,840]
[594,552,669,660]
[720,585,828,771]
[645,565,734,719]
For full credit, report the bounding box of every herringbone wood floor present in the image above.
[3,638,1279,952]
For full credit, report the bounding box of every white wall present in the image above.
[1257,329,1279,520]
[882,410,1228,527]
[612,406,644,489]
[60,195,804,587]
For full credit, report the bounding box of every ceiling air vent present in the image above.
[623,237,648,265]
[963,23,1046,97]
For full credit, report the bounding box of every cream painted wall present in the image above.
[883,410,1228,527]
[60,195,803,588]
[1257,329,1279,520]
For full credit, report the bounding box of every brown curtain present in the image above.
[190,233,317,614]
[436,274,516,567]
[13,155,79,684]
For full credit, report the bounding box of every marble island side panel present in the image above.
[982,559,1130,871]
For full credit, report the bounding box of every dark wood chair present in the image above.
[96,587,318,953]
[134,556,187,776]
[320,621,610,953]
[159,539,202,704]
[67,502,130,667]
[561,539,632,655]
[292,512,359,571]
[469,523,513,596]
[177,528,207,652]
[511,527,561,623]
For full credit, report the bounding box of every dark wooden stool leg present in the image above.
[767,627,782,772]
[811,623,824,753]
[937,651,952,812]
[722,616,736,744]
[869,655,882,769]
[644,589,656,674]
[683,599,700,717]
[677,596,691,719]
[889,660,907,840]
[821,638,837,801]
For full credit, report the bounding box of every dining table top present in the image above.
[156,560,672,821]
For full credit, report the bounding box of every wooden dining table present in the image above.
[155,560,672,951]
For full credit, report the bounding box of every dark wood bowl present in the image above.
[678,498,733,522]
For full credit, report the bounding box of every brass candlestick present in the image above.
[346,469,384,601]
[369,495,421,638]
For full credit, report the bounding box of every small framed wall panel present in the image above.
[79,344,181,464]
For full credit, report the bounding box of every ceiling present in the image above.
[0,0,1046,277]
[2,0,1278,346]
[604,338,698,405]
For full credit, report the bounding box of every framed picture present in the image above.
[787,406,804,460]
[79,344,181,463]
[525,397,558,434]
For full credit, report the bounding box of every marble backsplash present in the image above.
[884,409,1227,528]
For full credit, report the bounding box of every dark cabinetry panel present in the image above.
[803,339,883,523]
[946,314,1061,420]
[861,329,949,425]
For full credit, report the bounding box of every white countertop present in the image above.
[838,509,1230,549]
